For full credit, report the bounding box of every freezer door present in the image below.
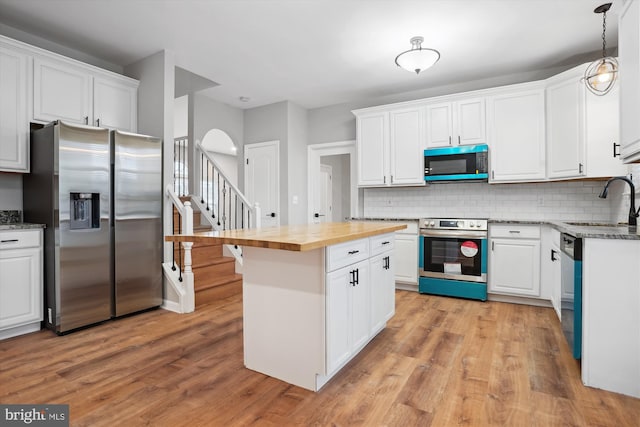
[112,130,163,316]
[57,122,112,332]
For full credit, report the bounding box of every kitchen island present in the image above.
[167,221,406,391]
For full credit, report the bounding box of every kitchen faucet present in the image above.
[598,176,639,226]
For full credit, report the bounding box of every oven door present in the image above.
[419,230,487,282]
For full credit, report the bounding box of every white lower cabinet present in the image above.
[394,222,418,286]
[324,234,395,378]
[370,249,395,333]
[488,224,541,297]
[0,229,43,340]
[326,259,370,374]
[541,226,562,318]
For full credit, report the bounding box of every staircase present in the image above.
[173,202,242,307]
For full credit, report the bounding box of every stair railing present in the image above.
[174,136,189,197]
[196,142,261,231]
[163,184,195,313]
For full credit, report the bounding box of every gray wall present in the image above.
[244,101,289,224]
[287,102,308,225]
[0,174,23,210]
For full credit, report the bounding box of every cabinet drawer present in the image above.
[0,230,41,249]
[370,233,395,256]
[326,238,369,272]
[490,224,540,239]
[396,221,418,234]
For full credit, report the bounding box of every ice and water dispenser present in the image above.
[69,192,100,230]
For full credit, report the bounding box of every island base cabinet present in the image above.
[582,238,640,398]
[326,259,370,375]
[242,247,326,392]
[241,233,396,392]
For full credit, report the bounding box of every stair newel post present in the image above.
[181,241,195,313]
[183,201,194,234]
[253,202,262,229]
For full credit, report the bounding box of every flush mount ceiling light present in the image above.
[584,3,618,96]
[395,36,440,74]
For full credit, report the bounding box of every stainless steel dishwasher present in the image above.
[560,233,582,359]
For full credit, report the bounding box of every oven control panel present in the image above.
[420,218,488,231]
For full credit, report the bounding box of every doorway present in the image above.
[308,141,358,224]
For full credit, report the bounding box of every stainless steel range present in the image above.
[418,218,488,301]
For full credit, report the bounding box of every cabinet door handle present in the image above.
[384,176,386,184]
[350,270,355,286]
[613,142,620,158]
[458,135,461,145]
[348,250,360,255]
[391,175,394,184]
[449,136,452,145]
[1,239,19,243]
[508,230,521,234]
[491,170,495,180]
[491,241,494,251]
[579,163,584,174]
[96,118,100,127]
[355,268,359,285]
[381,241,390,245]
[551,249,558,262]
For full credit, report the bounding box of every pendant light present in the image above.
[395,36,440,74]
[584,3,618,96]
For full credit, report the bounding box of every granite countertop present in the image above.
[0,210,45,230]
[0,223,46,231]
[166,221,406,251]
[490,219,640,240]
[349,217,420,222]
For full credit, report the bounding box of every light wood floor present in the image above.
[1,290,639,426]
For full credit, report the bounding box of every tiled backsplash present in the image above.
[364,178,638,223]
[0,210,21,224]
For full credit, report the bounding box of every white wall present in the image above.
[363,180,620,223]
[174,95,188,138]
[287,102,308,225]
[0,174,23,210]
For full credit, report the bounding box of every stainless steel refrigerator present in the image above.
[23,121,162,334]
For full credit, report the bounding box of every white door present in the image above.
[317,164,332,223]
[245,140,280,227]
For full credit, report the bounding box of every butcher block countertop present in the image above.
[165,221,406,251]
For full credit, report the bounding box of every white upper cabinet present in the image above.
[546,63,627,179]
[0,42,30,172]
[356,111,388,186]
[355,105,424,187]
[93,77,138,132]
[34,57,92,125]
[425,97,485,148]
[546,66,585,179]
[619,0,640,162]
[33,56,138,132]
[585,82,629,177]
[389,107,424,185]
[487,84,546,182]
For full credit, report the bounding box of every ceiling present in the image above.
[0,0,621,110]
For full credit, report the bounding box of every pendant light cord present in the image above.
[601,10,607,58]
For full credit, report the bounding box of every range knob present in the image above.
[429,221,435,227]
[457,221,464,227]
[470,222,475,228]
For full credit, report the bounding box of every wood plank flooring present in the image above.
[1,290,639,426]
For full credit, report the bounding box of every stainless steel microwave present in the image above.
[424,144,489,182]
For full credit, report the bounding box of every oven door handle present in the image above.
[420,229,487,239]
